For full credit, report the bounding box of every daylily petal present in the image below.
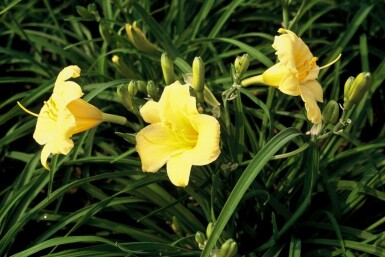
[167,153,192,187]
[260,63,289,88]
[67,99,103,134]
[184,114,220,165]
[136,123,188,172]
[278,68,301,96]
[303,80,323,103]
[140,100,161,124]
[300,85,322,124]
[56,65,81,82]
[40,143,52,170]
[53,81,84,108]
[40,137,74,170]
[159,82,198,133]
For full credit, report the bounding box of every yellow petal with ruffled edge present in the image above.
[185,114,220,165]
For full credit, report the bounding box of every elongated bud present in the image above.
[322,100,339,125]
[206,222,214,238]
[234,54,250,79]
[125,22,158,54]
[137,80,147,94]
[146,80,159,100]
[227,239,238,257]
[161,53,176,85]
[343,76,355,104]
[195,231,206,246]
[193,56,205,93]
[117,82,136,112]
[111,55,139,79]
[171,216,182,235]
[128,80,138,96]
[347,72,372,105]
[217,239,237,257]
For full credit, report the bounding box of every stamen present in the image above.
[311,54,342,71]
[17,101,39,117]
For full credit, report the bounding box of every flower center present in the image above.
[43,98,59,121]
[298,57,318,81]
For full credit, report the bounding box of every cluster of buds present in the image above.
[343,72,372,111]
[195,222,238,257]
[117,80,159,114]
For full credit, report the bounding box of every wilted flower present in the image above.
[242,28,340,124]
[125,22,158,54]
[136,81,221,187]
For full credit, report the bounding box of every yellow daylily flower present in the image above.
[18,65,127,170]
[136,81,221,187]
[242,28,340,124]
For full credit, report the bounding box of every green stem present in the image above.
[101,113,127,126]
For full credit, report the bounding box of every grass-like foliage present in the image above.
[1,0,385,256]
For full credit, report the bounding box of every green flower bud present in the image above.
[147,80,159,100]
[343,76,355,104]
[193,56,205,93]
[117,83,135,112]
[322,100,340,125]
[111,55,139,79]
[161,53,176,85]
[137,80,147,94]
[227,240,238,257]
[128,80,138,97]
[234,54,250,79]
[206,222,214,239]
[171,216,182,235]
[347,72,372,105]
[195,231,206,246]
[217,239,236,257]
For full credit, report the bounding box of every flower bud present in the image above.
[111,55,139,79]
[161,53,176,85]
[117,82,135,112]
[146,80,159,100]
[322,100,339,125]
[125,22,158,54]
[234,54,250,79]
[128,80,138,97]
[137,80,147,94]
[171,216,182,235]
[206,222,214,238]
[193,56,205,93]
[195,231,206,246]
[217,239,237,257]
[347,72,372,105]
[343,76,355,104]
